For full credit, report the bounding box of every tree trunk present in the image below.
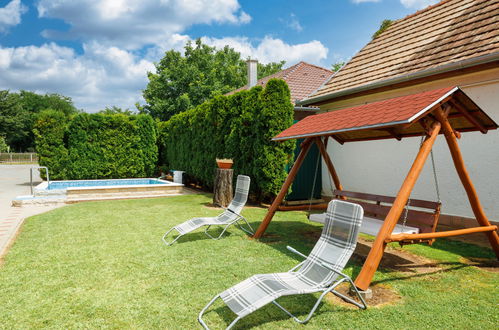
[214,168,233,207]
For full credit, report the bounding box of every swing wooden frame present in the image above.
[252,86,499,291]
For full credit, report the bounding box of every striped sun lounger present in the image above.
[199,199,366,329]
[162,175,253,245]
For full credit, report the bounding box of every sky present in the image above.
[0,0,439,112]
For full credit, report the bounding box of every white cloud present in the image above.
[0,0,27,33]
[37,0,251,50]
[202,36,328,66]
[0,0,331,112]
[0,42,154,111]
[280,13,303,32]
[400,0,439,9]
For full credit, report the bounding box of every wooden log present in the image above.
[354,121,441,291]
[385,225,498,243]
[434,108,499,258]
[213,168,233,208]
[253,138,313,239]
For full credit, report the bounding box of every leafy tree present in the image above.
[331,62,345,72]
[372,19,393,39]
[140,38,285,121]
[0,91,25,150]
[99,106,136,115]
[0,90,78,151]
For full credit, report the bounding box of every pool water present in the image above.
[13,178,185,206]
[47,178,165,190]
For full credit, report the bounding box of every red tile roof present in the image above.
[307,0,499,102]
[228,61,333,104]
[274,86,497,142]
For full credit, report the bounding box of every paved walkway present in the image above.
[0,165,62,259]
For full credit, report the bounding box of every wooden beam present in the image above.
[447,110,480,119]
[354,120,441,291]
[315,137,343,191]
[386,225,498,243]
[434,108,499,258]
[449,99,487,134]
[330,134,345,145]
[383,128,402,141]
[253,138,314,239]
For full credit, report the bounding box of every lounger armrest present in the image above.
[215,203,239,216]
[286,245,307,259]
[320,262,350,279]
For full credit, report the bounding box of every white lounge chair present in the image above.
[199,199,366,329]
[162,175,253,245]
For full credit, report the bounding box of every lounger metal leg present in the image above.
[162,228,183,246]
[237,215,254,235]
[198,294,242,330]
[271,276,366,325]
[332,275,367,310]
[272,279,344,324]
[204,223,232,240]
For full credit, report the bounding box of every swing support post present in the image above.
[354,120,442,290]
[315,137,343,192]
[253,138,314,239]
[433,108,499,258]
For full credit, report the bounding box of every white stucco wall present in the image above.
[322,81,499,222]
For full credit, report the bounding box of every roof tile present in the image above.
[311,0,498,99]
[274,87,456,140]
[227,61,333,104]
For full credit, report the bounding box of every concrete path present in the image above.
[0,165,63,259]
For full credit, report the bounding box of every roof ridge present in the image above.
[297,61,334,74]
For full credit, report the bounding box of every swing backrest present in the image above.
[333,190,441,237]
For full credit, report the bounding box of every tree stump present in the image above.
[214,168,233,207]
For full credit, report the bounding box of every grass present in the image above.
[0,194,497,329]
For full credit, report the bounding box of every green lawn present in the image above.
[0,194,497,329]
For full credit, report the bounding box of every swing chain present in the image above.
[308,139,322,215]
[430,149,441,203]
[403,134,441,231]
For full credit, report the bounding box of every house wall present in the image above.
[320,67,499,223]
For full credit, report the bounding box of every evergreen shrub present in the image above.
[159,79,294,200]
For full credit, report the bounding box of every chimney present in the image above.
[246,58,258,87]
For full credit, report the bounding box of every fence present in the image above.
[0,153,38,164]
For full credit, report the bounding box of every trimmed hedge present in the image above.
[158,78,295,200]
[33,110,70,180]
[34,113,157,180]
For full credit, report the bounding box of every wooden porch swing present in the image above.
[252,86,499,291]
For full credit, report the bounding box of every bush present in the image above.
[158,79,294,200]
[0,136,8,152]
[33,110,70,180]
[34,113,157,180]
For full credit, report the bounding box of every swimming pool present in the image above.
[13,178,185,206]
[46,178,167,190]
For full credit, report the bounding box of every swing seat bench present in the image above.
[309,190,441,244]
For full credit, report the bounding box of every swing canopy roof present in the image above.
[273,86,498,143]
